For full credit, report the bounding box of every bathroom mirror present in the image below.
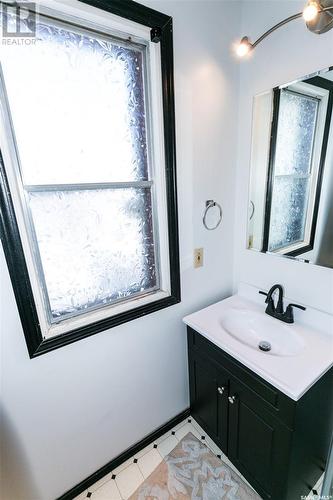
[247,66,333,269]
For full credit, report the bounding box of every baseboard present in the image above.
[57,407,191,500]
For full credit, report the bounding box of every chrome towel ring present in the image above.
[203,200,223,230]
[249,200,255,221]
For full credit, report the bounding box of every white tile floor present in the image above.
[74,416,324,500]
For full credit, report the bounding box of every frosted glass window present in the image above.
[269,177,309,252]
[0,0,179,355]
[1,17,149,184]
[268,90,318,252]
[274,91,318,176]
[29,188,156,321]
[0,13,163,326]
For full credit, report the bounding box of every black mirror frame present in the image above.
[262,76,333,257]
[0,0,180,358]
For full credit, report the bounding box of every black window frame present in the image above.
[262,76,333,257]
[0,0,181,358]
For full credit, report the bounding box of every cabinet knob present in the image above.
[228,395,237,404]
[217,386,225,395]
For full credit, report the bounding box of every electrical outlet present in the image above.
[194,248,203,268]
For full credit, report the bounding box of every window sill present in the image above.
[271,241,313,257]
[32,291,180,358]
[45,289,172,339]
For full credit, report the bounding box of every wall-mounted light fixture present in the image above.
[236,0,333,58]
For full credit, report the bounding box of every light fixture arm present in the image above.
[251,12,303,49]
[250,5,333,50]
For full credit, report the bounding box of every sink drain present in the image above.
[259,341,271,352]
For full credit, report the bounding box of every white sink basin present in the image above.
[220,309,305,357]
[183,294,333,400]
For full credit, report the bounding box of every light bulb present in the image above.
[303,1,319,22]
[236,37,252,58]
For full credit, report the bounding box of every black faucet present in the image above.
[259,284,306,324]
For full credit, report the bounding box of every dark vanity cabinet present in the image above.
[187,327,333,500]
[189,352,229,453]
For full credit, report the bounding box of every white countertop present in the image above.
[183,295,333,401]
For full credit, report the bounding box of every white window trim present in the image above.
[0,0,172,339]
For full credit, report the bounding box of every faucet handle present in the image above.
[288,303,306,311]
[259,290,269,304]
[285,303,306,323]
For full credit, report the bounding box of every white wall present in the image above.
[0,1,241,499]
[234,0,333,313]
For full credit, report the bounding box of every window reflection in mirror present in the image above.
[248,66,333,269]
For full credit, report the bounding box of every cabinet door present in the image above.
[217,370,229,454]
[189,352,228,451]
[228,377,291,500]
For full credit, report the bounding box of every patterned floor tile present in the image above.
[170,418,188,433]
[115,463,144,499]
[133,442,154,460]
[87,473,112,493]
[157,434,179,458]
[73,490,88,500]
[112,457,133,476]
[84,416,260,498]
[175,422,201,441]
[91,478,121,499]
[137,448,163,478]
